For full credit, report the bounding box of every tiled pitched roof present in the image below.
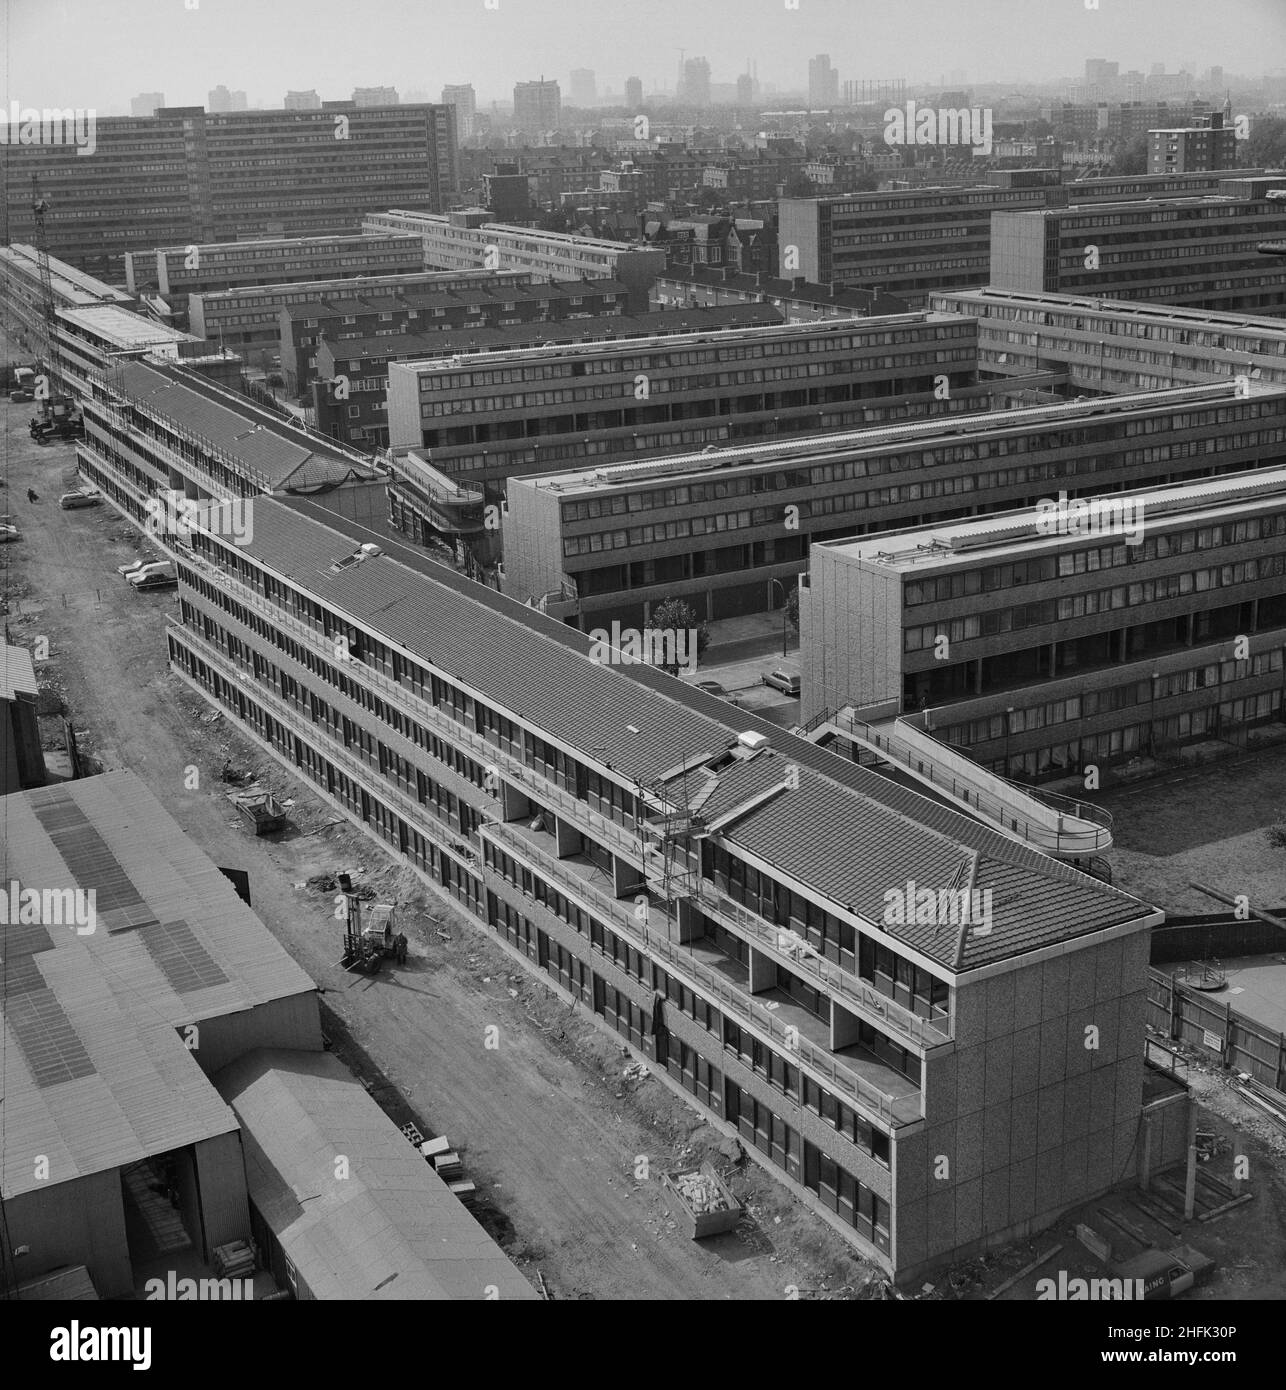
[219,498,1158,973]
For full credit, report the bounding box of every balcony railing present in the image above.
[817,708,1114,856]
[206,566,949,1058]
[687,879,950,1050]
[483,817,912,1127]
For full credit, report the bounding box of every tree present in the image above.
[650,597,711,674]
[783,171,815,198]
[1246,118,1286,171]
[1110,133,1150,176]
[785,585,800,634]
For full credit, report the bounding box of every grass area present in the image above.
[1097,742,1286,913]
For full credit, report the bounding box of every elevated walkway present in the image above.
[796,705,1113,859]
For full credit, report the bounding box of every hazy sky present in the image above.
[4,0,1285,112]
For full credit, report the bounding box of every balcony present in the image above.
[482,813,920,1128]
[687,878,951,1051]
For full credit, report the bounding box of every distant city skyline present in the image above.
[6,0,1284,115]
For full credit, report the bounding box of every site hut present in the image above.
[0,772,320,1298]
[801,465,1286,786]
[500,379,1286,632]
[0,642,46,792]
[383,311,983,507]
[929,287,1286,395]
[215,1050,537,1300]
[165,492,1165,1284]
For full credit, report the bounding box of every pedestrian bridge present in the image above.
[795,705,1113,859]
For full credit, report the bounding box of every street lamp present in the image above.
[769,577,790,657]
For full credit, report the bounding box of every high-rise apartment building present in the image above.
[513,80,561,134]
[569,69,597,107]
[678,58,712,107]
[354,86,400,107]
[284,89,321,110]
[0,105,459,276]
[808,55,840,108]
[442,84,477,137]
[209,85,248,112]
[130,92,165,117]
[625,76,644,108]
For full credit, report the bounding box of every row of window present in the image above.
[904,555,1286,652]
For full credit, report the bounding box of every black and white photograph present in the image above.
[2,0,1285,1360]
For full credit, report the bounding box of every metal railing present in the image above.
[687,879,950,1050]
[483,817,912,1127]
[205,569,948,1059]
[819,708,1114,856]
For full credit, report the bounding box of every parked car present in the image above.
[127,561,176,589]
[761,668,801,697]
[9,389,33,403]
[0,524,21,542]
[1115,1245,1216,1300]
[120,559,169,582]
[59,489,102,510]
[694,679,732,699]
[130,570,179,592]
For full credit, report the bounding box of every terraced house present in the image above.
[157,493,1163,1283]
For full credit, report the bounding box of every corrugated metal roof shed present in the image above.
[1,771,317,1198]
[227,500,1158,973]
[0,644,38,702]
[215,1049,538,1301]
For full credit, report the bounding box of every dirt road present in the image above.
[0,395,877,1301]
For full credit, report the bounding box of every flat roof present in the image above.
[152,231,423,258]
[394,309,953,374]
[58,305,200,349]
[517,380,1268,496]
[0,643,38,701]
[1168,955,1286,1039]
[277,277,625,321]
[216,497,1159,974]
[933,286,1286,338]
[317,306,781,360]
[817,463,1286,572]
[1006,192,1286,216]
[1,771,317,1198]
[1,246,133,307]
[215,1049,537,1300]
[376,210,656,253]
[109,359,379,490]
